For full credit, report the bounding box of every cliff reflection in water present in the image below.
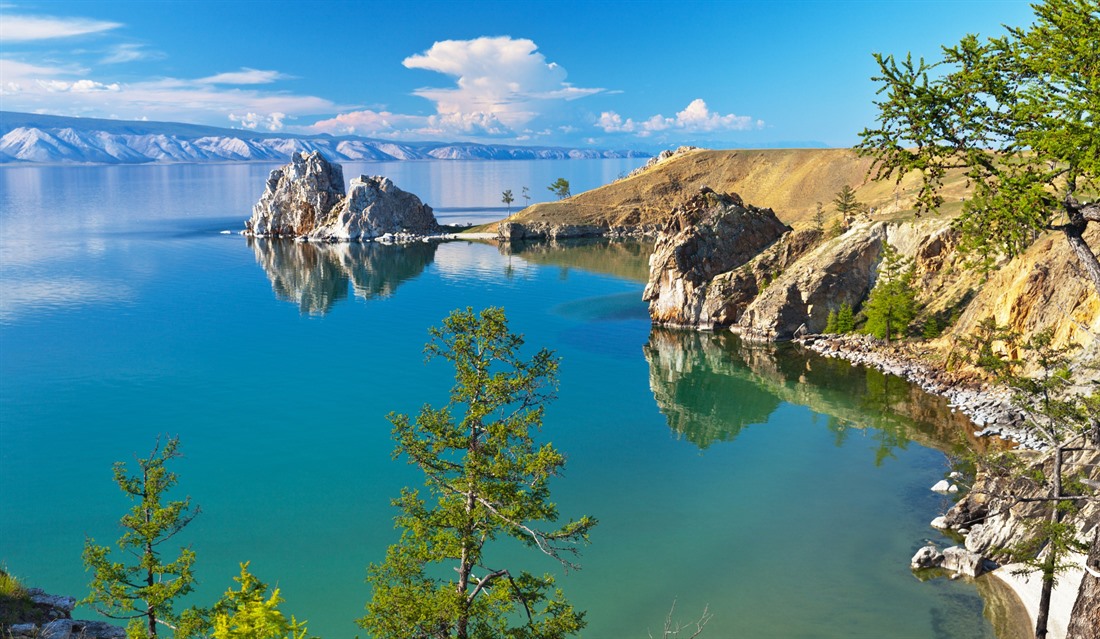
[248,238,437,315]
[644,328,977,454]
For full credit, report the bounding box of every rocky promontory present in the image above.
[642,188,790,328]
[245,151,439,241]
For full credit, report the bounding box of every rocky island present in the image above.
[245,151,439,242]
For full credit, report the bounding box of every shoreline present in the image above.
[795,334,1048,450]
[791,332,1080,637]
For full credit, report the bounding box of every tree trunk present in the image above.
[1059,207,1100,298]
[1035,448,1065,639]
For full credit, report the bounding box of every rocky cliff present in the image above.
[245,151,439,241]
[642,188,790,328]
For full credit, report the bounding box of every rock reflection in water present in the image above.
[248,238,437,315]
[644,328,977,454]
[644,329,780,448]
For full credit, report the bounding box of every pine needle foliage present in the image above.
[862,243,916,342]
[361,307,596,639]
[209,564,313,639]
[857,0,1100,294]
[83,436,199,639]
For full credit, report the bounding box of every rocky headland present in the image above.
[245,151,440,241]
[490,145,1099,637]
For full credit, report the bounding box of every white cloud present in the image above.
[36,78,121,92]
[0,58,339,127]
[598,99,762,137]
[310,37,603,140]
[308,109,426,136]
[0,14,121,41]
[401,36,601,132]
[199,68,288,85]
[101,43,161,65]
[229,111,288,131]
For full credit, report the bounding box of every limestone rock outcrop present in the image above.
[246,151,345,237]
[245,151,439,241]
[734,221,886,340]
[308,175,438,241]
[643,188,790,328]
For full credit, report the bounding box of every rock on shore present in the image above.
[245,151,439,241]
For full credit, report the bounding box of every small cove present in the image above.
[0,160,1026,638]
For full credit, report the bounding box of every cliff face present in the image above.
[643,189,790,328]
[734,222,886,339]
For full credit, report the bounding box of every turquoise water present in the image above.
[2,161,1003,638]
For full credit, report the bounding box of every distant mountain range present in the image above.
[0,112,650,165]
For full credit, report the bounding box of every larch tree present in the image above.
[832,185,863,231]
[360,307,596,639]
[857,0,1100,294]
[862,243,917,342]
[83,436,199,639]
[502,190,515,216]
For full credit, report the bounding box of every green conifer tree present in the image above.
[361,307,595,639]
[862,244,916,342]
[83,437,199,639]
[836,303,856,333]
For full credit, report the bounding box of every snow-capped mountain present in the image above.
[0,112,648,165]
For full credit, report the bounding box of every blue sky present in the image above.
[1,0,1035,150]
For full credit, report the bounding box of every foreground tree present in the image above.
[857,0,1100,293]
[206,563,313,639]
[960,328,1099,639]
[83,437,199,639]
[361,307,596,639]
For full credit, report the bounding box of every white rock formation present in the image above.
[308,175,438,241]
[245,152,439,241]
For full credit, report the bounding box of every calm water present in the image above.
[1,160,1014,638]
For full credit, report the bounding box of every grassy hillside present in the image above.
[511,148,972,229]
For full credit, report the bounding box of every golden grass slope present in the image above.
[513,148,972,229]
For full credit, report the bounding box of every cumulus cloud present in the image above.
[37,78,121,92]
[199,68,288,85]
[598,99,762,137]
[410,37,601,132]
[0,14,121,42]
[310,37,602,140]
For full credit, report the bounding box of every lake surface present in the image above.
[1,159,1020,638]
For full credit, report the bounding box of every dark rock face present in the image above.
[643,189,790,328]
[245,151,438,240]
[699,228,823,329]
